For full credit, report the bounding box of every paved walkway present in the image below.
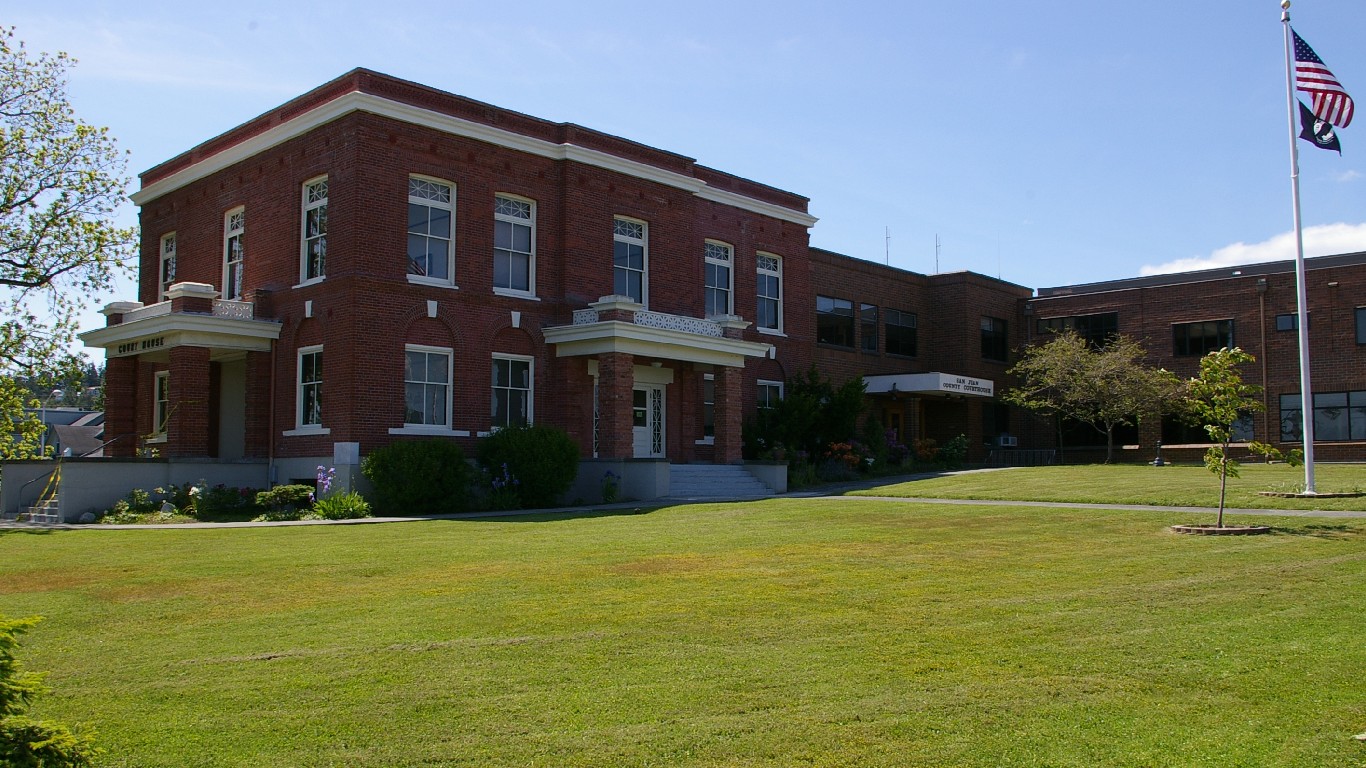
[4,469,1363,530]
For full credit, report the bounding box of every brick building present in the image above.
[76,68,1364,505]
[1027,252,1366,462]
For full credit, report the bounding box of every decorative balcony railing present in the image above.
[212,299,254,320]
[571,307,723,338]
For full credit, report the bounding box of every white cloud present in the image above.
[1139,222,1366,276]
[1334,169,1362,182]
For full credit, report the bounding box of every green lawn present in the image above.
[2,500,1364,767]
[852,463,1366,513]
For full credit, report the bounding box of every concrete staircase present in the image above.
[667,464,776,500]
[1,498,61,524]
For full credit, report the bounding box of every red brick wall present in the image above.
[1028,262,1366,461]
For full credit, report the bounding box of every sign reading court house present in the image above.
[862,372,994,398]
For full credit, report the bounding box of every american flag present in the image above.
[1294,30,1353,128]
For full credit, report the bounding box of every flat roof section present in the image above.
[1035,251,1366,298]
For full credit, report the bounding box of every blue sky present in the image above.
[11,0,1366,328]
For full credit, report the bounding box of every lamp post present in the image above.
[39,388,64,457]
[1151,440,1165,467]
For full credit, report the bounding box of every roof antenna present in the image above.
[885,226,890,265]
[935,234,940,273]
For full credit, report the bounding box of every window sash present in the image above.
[491,357,532,428]
[301,179,328,281]
[224,209,245,300]
[153,372,170,434]
[408,178,454,282]
[816,295,855,347]
[756,257,782,331]
[299,350,323,427]
[613,218,646,304]
[404,349,451,426]
[494,195,534,292]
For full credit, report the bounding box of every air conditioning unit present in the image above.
[998,435,1018,448]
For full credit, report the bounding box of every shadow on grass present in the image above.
[434,505,673,524]
[0,527,63,537]
[1268,524,1362,540]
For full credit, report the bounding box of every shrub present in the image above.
[940,434,969,468]
[477,424,579,509]
[362,439,475,515]
[254,485,314,514]
[0,614,102,766]
[193,484,259,519]
[311,491,372,520]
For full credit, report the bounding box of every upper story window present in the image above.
[1354,307,1364,343]
[223,207,245,300]
[298,346,323,428]
[704,241,733,317]
[1037,311,1118,347]
[408,176,455,285]
[613,217,647,305]
[494,194,535,295]
[860,303,878,353]
[756,253,783,333]
[981,316,1009,362]
[1276,313,1309,332]
[301,177,328,283]
[1173,319,1233,356]
[159,233,177,301]
[885,309,918,357]
[404,346,452,428]
[817,295,855,347]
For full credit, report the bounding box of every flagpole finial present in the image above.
[1281,0,1290,9]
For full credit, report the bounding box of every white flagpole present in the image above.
[1281,1,1317,494]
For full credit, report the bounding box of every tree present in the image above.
[1185,347,1299,527]
[0,614,101,766]
[743,366,866,460]
[0,377,45,459]
[1004,331,1183,462]
[1,27,136,374]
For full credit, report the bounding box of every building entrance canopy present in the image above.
[864,372,994,398]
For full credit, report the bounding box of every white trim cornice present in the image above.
[80,313,282,355]
[132,92,818,227]
[544,320,772,368]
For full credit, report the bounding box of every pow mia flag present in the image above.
[1299,100,1342,154]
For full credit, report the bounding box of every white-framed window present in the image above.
[404,345,452,428]
[297,346,324,428]
[613,216,647,305]
[491,354,533,428]
[153,371,170,436]
[756,252,783,333]
[301,177,328,283]
[494,194,535,296]
[704,240,733,317]
[758,380,784,410]
[702,373,715,440]
[223,207,245,300]
[159,232,177,301]
[408,176,455,285]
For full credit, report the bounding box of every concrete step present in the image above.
[667,464,775,499]
[20,499,61,524]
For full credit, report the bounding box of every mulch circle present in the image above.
[1171,524,1272,536]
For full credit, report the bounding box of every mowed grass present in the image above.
[2,500,1364,767]
[853,463,1366,512]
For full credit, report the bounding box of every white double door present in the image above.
[632,384,665,458]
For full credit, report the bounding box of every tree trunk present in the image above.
[1105,427,1114,464]
[1217,442,1229,528]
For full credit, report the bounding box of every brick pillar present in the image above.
[104,356,139,457]
[714,365,744,464]
[597,352,634,459]
[168,346,212,458]
[243,350,272,458]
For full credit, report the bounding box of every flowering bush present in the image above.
[485,463,522,510]
[601,470,620,504]
[476,424,579,509]
[914,438,939,463]
[885,428,910,466]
